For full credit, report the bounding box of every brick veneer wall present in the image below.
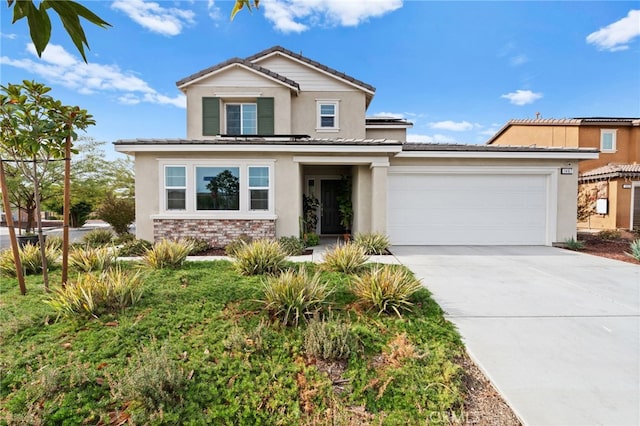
[153,218,276,247]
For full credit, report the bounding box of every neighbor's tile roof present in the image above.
[579,163,640,182]
[176,57,300,90]
[402,143,596,153]
[245,45,376,93]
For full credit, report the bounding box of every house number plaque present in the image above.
[560,168,573,175]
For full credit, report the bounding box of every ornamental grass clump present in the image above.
[353,232,390,255]
[142,239,193,269]
[262,268,332,325]
[69,245,117,272]
[232,239,287,276]
[321,242,368,274]
[118,238,152,257]
[304,317,353,361]
[0,244,59,276]
[46,267,145,317]
[82,228,114,247]
[627,239,640,261]
[351,265,423,317]
[563,237,585,251]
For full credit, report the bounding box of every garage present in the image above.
[387,168,552,245]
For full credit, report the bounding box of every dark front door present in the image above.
[321,180,343,234]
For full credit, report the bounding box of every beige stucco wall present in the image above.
[389,157,581,243]
[291,91,367,138]
[184,85,292,139]
[365,128,407,141]
[578,126,640,171]
[352,165,372,234]
[491,125,580,148]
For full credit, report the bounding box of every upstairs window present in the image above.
[600,129,616,152]
[226,104,257,135]
[316,100,339,131]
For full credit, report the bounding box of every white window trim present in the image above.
[157,159,275,219]
[164,165,187,211]
[600,129,617,153]
[316,99,339,132]
[224,102,257,135]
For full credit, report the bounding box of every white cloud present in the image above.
[510,54,529,66]
[1,43,185,108]
[406,133,459,143]
[501,89,543,106]
[207,0,222,21]
[112,0,195,36]
[370,111,405,118]
[429,120,475,132]
[586,10,640,52]
[263,0,403,33]
[1,32,17,39]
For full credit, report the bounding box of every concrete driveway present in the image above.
[392,246,639,426]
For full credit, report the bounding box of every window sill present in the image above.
[316,128,340,133]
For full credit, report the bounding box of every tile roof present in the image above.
[245,45,376,94]
[176,57,300,90]
[579,163,640,181]
[114,137,402,146]
[402,143,596,153]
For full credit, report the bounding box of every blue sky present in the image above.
[1,1,639,159]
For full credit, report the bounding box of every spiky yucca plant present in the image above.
[233,239,287,276]
[351,265,423,317]
[262,268,331,325]
[141,239,193,269]
[353,232,390,255]
[82,228,114,247]
[0,244,59,276]
[321,242,368,274]
[627,239,640,261]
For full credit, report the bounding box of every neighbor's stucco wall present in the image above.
[365,128,407,141]
[577,179,635,230]
[577,126,640,171]
[389,157,581,243]
[491,125,580,148]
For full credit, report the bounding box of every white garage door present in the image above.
[388,172,549,245]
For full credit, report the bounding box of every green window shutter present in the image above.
[257,97,274,135]
[202,97,220,136]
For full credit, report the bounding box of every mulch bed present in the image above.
[577,231,639,265]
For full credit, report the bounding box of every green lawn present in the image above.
[0,261,465,425]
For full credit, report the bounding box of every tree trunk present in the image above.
[0,160,26,295]
[32,158,49,292]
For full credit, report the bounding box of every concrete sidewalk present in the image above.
[392,246,639,426]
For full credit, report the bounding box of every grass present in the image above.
[0,261,466,424]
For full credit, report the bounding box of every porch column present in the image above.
[370,161,388,234]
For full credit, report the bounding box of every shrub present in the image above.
[353,232,390,255]
[114,233,136,245]
[278,236,306,256]
[82,228,114,247]
[0,244,59,276]
[95,193,135,236]
[142,239,193,269]
[304,317,353,361]
[223,320,267,354]
[181,236,210,255]
[46,267,144,317]
[225,234,252,257]
[118,238,153,257]
[563,237,585,251]
[262,268,332,325]
[627,239,640,261]
[115,342,187,412]
[321,243,368,274]
[233,239,287,276]
[351,265,423,317]
[69,245,116,272]
[303,232,320,247]
[598,229,622,240]
[45,235,63,251]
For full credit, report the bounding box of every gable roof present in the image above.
[579,163,640,182]
[176,57,300,92]
[486,117,640,145]
[246,46,376,95]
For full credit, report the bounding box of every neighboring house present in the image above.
[115,46,597,246]
[487,118,640,230]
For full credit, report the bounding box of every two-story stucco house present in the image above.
[115,46,598,246]
[487,118,640,230]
